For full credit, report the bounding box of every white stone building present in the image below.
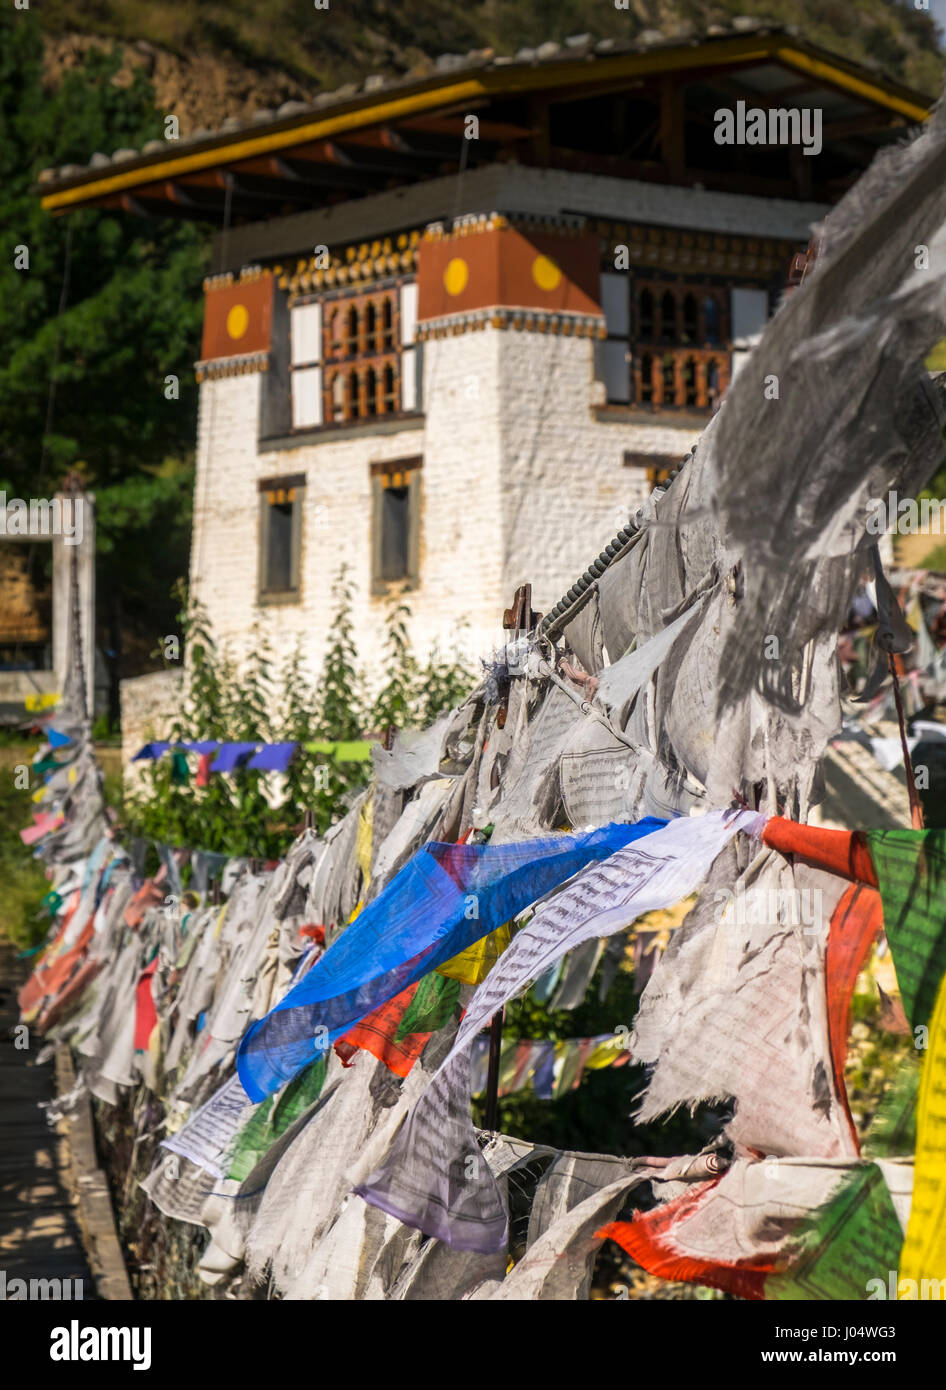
[37,25,932,736]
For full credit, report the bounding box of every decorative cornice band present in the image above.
[203,266,272,294]
[278,232,421,295]
[600,219,798,279]
[195,352,270,382]
[422,210,587,242]
[417,307,606,340]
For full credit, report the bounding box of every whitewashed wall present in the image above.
[184,330,701,718]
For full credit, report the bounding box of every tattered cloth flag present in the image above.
[469,1033,630,1099]
[247,743,298,773]
[761,818,946,1032]
[608,817,943,1301]
[629,841,866,1167]
[227,1055,329,1184]
[356,810,762,1253]
[334,979,440,1079]
[765,1161,909,1301]
[237,819,665,1102]
[599,1156,909,1302]
[762,817,946,1290]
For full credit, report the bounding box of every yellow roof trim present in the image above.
[39,34,930,213]
[480,35,775,92]
[773,45,929,122]
[41,78,493,211]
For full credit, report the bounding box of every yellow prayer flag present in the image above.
[24,692,60,712]
[585,1036,626,1070]
[898,968,946,1289]
[437,923,512,984]
[356,793,374,887]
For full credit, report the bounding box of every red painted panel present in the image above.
[201,275,274,361]
[417,224,603,322]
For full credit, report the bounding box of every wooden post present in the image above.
[482,585,543,1130]
[659,76,686,183]
[888,653,925,829]
[789,146,813,200]
[484,1008,505,1132]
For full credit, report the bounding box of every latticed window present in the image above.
[600,269,743,411]
[288,282,420,430]
[634,278,730,350]
[629,277,733,410]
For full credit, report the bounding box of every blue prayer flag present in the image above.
[237,818,665,1102]
[247,742,298,772]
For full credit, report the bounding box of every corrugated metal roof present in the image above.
[36,22,931,206]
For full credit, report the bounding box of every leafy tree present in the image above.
[124,567,474,855]
[417,626,475,726]
[303,567,372,832]
[370,601,421,734]
[312,567,365,743]
[0,11,209,712]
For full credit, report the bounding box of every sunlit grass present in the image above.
[0,745,53,952]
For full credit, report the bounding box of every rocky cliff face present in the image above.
[38,2,945,135]
[42,34,314,133]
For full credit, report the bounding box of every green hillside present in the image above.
[34,0,946,109]
[4,0,942,710]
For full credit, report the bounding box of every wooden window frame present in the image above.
[628,273,742,411]
[623,452,685,487]
[257,474,304,605]
[311,283,410,429]
[370,457,422,595]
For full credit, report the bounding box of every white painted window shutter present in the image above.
[730,287,769,342]
[602,340,630,403]
[292,366,322,429]
[600,272,630,337]
[291,302,322,366]
[400,283,418,345]
[401,347,417,412]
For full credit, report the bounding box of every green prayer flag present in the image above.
[862,1061,919,1160]
[304,740,374,763]
[170,750,190,785]
[227,1055,327,1183]
[865,829,946,1029]
[395,973,460,1042]
[766,1164,904,1301]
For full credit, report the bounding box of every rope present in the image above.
[535,450,693,643]
[67,486,89,732]
[887,651,925,829]
[193,173,236,592]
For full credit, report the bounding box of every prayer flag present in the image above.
[237,819,665,1103]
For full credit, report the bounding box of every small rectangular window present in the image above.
[380,486,410,581]
[258,475,304,602]
[371,458,421,593]
[623,452,684,487]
